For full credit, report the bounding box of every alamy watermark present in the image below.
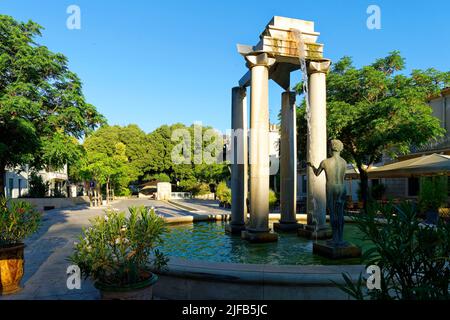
[366,265,381,290]
[170,122,280,175]
[66,265,81,290]
[366,5,381,30]
[66,5,81,30]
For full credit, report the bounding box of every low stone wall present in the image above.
[152,257,363,300]
[11,196,90,211]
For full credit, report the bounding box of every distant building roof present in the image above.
[428,87,450,101]
[139,180,159,188]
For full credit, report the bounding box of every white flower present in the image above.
[115,238,121,245]
[104,215,109,221]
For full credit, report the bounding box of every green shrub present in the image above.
[216,181,231,205]
[269,189,278,208]
[179,179,210,196]
[26,172,49,198]
[419,176,448,212]
[336,201,450,300]
[370,183,386,200]
[69,206,168,287]
[0,197,41,246]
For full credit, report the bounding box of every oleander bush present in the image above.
[0,197,41,246]
[336,201,450,300]
[69,206,168,287]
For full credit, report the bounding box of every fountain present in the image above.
[150,17,364,300]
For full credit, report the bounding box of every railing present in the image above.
[171,192,192,199]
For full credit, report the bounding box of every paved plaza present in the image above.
[0,199,229,300]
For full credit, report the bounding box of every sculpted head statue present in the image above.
[331,139,344,153]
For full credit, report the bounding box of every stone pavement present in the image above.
[0,198,225,300]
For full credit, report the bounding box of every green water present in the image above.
[161,222,372,265]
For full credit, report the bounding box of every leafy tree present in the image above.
[146,123,230,188]
[296,52,449,207]
[80,135,137,199]
[144,173,171,183]
[0,15,104,196]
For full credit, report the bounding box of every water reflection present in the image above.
[161,222,370,265]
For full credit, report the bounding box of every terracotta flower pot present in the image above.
[0,243,25,295]
[94,272,158,300]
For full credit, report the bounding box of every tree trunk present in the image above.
[106,179,110,204]
[0,164,6,198]
[97,185,102,206]
[358,165,369,212]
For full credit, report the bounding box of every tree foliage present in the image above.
[297,51,449,206]
[0,15,104,195]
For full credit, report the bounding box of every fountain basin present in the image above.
[152,214,368,300]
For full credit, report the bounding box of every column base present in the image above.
[241,230,278,243]
[297,224,332,240]
[273,222,301,232]
[225,223,246,234]
[313,241,362,259]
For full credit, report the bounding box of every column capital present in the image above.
[283,91,296,106]
[307,59,331,75]
[245,52,276,69]
[232,86,247,99]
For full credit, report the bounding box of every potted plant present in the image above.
[0,197,41,295]
[69,206,168,300]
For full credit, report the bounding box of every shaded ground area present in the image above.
[0,198,224,300]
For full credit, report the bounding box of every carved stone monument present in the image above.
[227,16,330,243]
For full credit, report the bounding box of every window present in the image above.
[408,177,420,197]
[302,175,307,194]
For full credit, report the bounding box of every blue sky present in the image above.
[1,0,450,133]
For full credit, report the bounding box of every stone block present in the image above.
[241,231,278,243]
[225,223,246,234]
[297,224,332,240]
[273,222,301,232]
[313,242,362,259]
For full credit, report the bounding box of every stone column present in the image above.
[299,59,332,239]
[307,60,330,230]
[226,86,248,234]
[274,91,299,232]
[241,53,278,243]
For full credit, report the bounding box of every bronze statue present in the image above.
[307,139,347,247]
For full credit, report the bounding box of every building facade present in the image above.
[4,164,70,199]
